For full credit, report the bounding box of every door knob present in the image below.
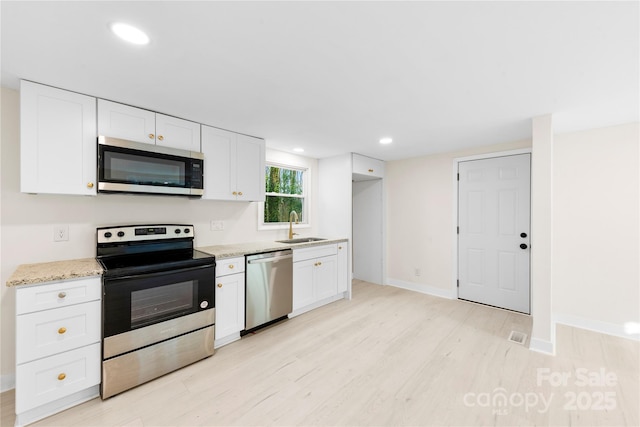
[520,232,528,238]
[520,243,528,249]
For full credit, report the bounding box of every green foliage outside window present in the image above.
[264,165,305,223]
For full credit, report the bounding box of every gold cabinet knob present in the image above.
[217,283,223,288]
[368,169,374,173]
[58,327,67,335]
[148,133,155,139]
[58,292,66,299]
[338,246,342,250]
[229,264,234,269]
[87,182,94,188]
[58,373,66,381]
[157,135,164,141]
[232,191,237,196]
[318,261,322,266]
[238,192,243,196]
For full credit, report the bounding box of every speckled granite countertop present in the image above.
[5,238,348,287]
[6,258,103,287]
[198,238,348,260]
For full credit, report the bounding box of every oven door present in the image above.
[103,264,214,339]
[98,136,204,196]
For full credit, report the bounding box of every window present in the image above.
[263,164,307,224]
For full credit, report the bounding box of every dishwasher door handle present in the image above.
[247,254,293,264]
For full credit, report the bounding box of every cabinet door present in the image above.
[20,81,97,195]
[155,114,201,152]
[201,125,237,200]
[215,273,245,339]
[293,260,315,310]
[315,255,338,301]
[352,153,384,180]
[235,134,265,202]
[337,242,349,294]
[97,99,156,145]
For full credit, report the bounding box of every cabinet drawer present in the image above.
[15,343,101,413]
[16,277,101,315]
[216,257,245,277]
[352,153,384,179]
[293,244,338,263]
[17,300,101,363]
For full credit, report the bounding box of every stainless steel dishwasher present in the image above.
[243,249,293,334]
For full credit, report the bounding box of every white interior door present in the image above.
[458,154,531,313]
[353,179,383,285]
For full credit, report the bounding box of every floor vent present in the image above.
[508,330,527,345]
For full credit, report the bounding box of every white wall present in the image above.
[385,139,532,296]
[385,122,640,345]
[553,123,640,337]
[0,86,319,389]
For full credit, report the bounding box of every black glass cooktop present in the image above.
[98,249,215,278]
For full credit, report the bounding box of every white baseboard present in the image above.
[1,374,15,393]
[529,337,556,355]
[554,313,640,342]
[386,278,457,300]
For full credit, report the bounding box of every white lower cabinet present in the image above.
[292,243,343,316]
[214,257,245,348]
[15,276,102,426]
[337,242,349,294]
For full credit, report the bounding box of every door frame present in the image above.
[452,148,532,304]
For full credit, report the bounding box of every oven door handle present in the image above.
[105,263,215,282]
[247,254,293,265]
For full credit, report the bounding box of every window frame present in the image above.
[258,161,310,231]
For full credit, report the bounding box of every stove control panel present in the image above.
[97,224,194,243]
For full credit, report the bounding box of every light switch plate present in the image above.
[210,221,224,231]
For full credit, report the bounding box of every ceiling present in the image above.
[2,1,638,161]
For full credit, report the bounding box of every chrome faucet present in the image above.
[289,210,299,240]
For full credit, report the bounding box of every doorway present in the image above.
[353,178,383,285]
[457,153,531,313]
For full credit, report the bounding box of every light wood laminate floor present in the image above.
[2,280,638,426]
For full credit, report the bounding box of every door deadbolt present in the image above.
[520,232,527,238]
[520,243,528,249]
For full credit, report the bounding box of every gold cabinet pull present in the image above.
[217,283,223,288]
[148,133,155,139]
[338,246,342,250]
[58,373,66,381]
[232,191,238,196]
[238,192,243,196]
[318,261,322,266]
[228,264,234,269]
[58,327,67,335]
[58,292,67,299]
[368,169,374,172]
[87,182,94,189]
[157,135,164,141]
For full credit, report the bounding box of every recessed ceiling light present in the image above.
[111,22,150,45]
[379,137,393,145]
[293,147,305,153]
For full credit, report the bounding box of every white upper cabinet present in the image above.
[98,99,201,152]
[20,80,97,195]
[201,125,265,202]
[352,153,384,180]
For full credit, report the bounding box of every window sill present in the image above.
[258,223,311,232]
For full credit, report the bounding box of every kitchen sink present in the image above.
[276,237,327,244]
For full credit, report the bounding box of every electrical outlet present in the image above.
[210,221,224,231]
[54,225,69,242]
[414,268,421,277]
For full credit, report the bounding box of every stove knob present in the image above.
[184,228,190,234]
[117,231,125,238]
[175,229,181,234]
[104,232,112,238]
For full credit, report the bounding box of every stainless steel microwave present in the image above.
[98,136,204,197]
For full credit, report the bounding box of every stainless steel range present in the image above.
[96,224,216,399]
